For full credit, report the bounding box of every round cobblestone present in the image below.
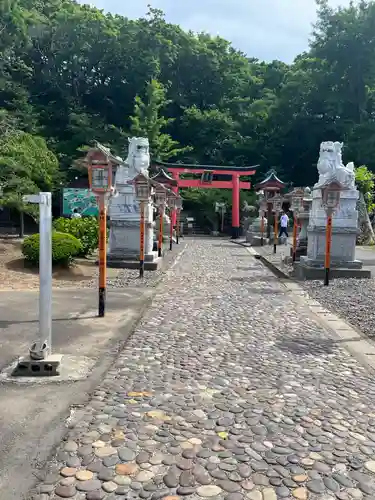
[24,241,375,500]
[54,484,76,498]
[75,470,93,481]
[197,485,222,497]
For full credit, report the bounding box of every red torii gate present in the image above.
[153,161,258,238]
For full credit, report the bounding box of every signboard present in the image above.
[62,188,98,217]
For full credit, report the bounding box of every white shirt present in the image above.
[280,214,288,228]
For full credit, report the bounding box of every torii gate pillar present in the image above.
[232,174,240,239]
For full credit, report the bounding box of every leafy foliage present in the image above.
[130,79,191,161]
[2,0,375,210]
[355,165,375,213]
[53,217,99,257]
[22,231,82,266]
[0,130,60,220]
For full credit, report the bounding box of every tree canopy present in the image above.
[1,0,375,196]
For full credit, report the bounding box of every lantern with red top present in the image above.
[133,173,153,278]
[154,181,167,207]
[86,149,113,195]
[321,181,342,215]
[85,147,114,317]
[291,188,304,216]
[320,181,344,286]
[175,196,183,244]
[133,173,153,202]
[154,182,168,257]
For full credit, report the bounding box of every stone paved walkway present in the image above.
[31,240,375,500]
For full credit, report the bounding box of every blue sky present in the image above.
[80,0,351,62]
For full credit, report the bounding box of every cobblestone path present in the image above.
[32,240,375,500]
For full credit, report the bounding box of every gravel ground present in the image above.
[89,242,187,289]
[302,278,375,340]
[28,240,375,500]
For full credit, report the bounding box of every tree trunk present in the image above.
[358,192,375,244]
[19,211,24,238]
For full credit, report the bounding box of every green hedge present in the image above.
[22,231,82,266]
[53,217,99,257]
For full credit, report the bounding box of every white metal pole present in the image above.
[39,192,52,353]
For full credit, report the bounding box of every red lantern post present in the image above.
[86,150,113,317]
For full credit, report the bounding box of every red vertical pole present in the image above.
[171,172,179,229]
[324,214,333,286]
[158,205,164,258]
[98,195,107,317]
[292,216,298,262]
[231,174,240,239]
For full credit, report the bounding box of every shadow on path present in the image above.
[276,335,359,356]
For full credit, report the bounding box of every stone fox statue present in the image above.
[316,141,355,189]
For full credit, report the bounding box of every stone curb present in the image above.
[232,240,291,281]
[234,241,375,376]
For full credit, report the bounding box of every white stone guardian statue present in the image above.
[108,137,159,266]
[316,141,355,189]
[296,140,369,279]
[114,137,150,187]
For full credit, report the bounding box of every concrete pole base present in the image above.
[12,354,63,377]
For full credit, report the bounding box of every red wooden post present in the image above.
[171,171,179,229]
[231,174,240,239]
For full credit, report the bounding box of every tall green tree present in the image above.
[130,79,191,161]
[0,130,60,235]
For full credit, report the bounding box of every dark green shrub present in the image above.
[53,217,99,257]
[22,231,82,266]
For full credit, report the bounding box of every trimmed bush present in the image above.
[22,231,82,266]
[53,217,99,257]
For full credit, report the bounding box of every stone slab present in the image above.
[293,262,371,281]
[107,257,162,270]
[1,355,96,383]
[300,256,364,269]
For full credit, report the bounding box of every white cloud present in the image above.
[79,0,352,62]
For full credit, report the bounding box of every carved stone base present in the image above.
[108,218,155,264]
[246,233,266,246]
[293,260,371,281]
[306,226,358,265]
[295,237,308,260]
[107,251,161,270]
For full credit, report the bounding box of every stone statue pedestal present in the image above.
[246,216,267,246]
[107,164,160,270]
[295,187,370,279]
